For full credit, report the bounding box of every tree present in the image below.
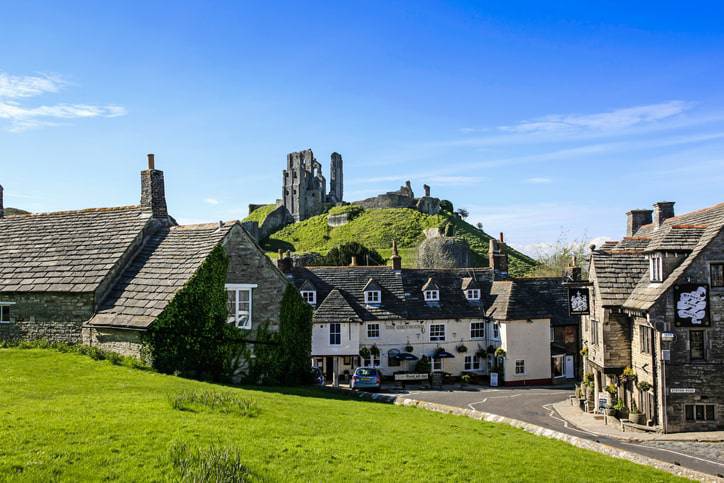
[476,222,483,231]
[528,231,589,278]
[277,284,314,385]
[439,200,454,212]
[456,208,469,219]
[310,242,384,266]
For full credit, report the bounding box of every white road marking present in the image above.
[619,441,724,469]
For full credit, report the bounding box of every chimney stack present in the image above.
[626,209,653,237]
[276,251,293,274]
[140,153,168,221]
[565,255,582,281]
[391,240,402,271]
[488,234,509,276]
[653,202,675,230]
[0,184,4,219]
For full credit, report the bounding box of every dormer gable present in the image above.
[422,277,440,303]
[363,278,383,306]
[299,279,317,305]
[462,277,482,302]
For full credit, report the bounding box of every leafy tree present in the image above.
[310,242,384,266]
[276,284,314,385]
[439,200,454,212]
[476,222,483,231]
[528,231,589,278]
[456,208,469,219]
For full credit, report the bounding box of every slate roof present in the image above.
[313,289,362,323]
[421,278,440,291]
[401,269,492,319]
[486,278,576,326]
[290,266,407,322]
[589,250,649,307]
[614,237,651,251]
[624,202,724,311]
[0,206,152,293]
[87,223,234,329]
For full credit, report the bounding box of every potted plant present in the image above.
[460,374,472,388]
[637,381,652,392]
[629,399,644,425]
[613,399,626,418]
[456,344,468,353]
[605,403,616,416]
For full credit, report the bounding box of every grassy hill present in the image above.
[0,349,682,481]
[4,207,29,216]
[248,205,537,276]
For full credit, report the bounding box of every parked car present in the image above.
[311,367,325,386]
[351,367,382,392]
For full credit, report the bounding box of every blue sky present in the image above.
[2,1,724,255]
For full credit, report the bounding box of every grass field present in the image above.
[0,349,682,482]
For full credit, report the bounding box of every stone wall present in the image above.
[356,193,417,210]
[653,228,724,432]
[258,205,293,240]
[0,292,95,343]
[224,224,290,333]
[82,326,144,357]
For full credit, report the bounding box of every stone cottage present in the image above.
[581,201,724,432]
[280,241,578,385]
[0,155,290,360]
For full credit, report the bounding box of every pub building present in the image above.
[581,201,724,432]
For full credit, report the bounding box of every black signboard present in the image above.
[568,287,590,316]
[674,283,710,327]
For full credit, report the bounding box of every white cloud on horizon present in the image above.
[0,71,126,132]
[499,100,693,135]
[524,177,552,184]
[204,197,220,205]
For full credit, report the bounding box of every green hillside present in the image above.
[251,205,537,276]
[0,349,682,481]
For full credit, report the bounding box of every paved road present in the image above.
[383,386,724,478]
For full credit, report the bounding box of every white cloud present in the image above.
[0,71,126,132]
[500,101,693,135]
[0,73,64,99]
[204,197,220,205]
[524,177,552,184]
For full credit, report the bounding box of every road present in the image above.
[383,386,724,478]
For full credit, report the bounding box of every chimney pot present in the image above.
[350,256,358,267]
[499,232,505,243]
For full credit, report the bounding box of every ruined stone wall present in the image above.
[356,193,417,210]
[0,292,95,343]
[82,327,144,357]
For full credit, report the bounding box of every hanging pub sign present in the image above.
[567,287,590,315]
[674,284,710,327]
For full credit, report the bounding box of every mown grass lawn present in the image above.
[1,349,682,482]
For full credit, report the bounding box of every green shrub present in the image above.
[3,339,151,370]
[169,389,259,417]
[168,441,253,482]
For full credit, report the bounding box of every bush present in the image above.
[169,390,259,417]
[311,242,384,266]
[168,441,253,482]
[439,200,453,212]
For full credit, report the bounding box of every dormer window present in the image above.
[301,291,316,305]
[365,290,381,304]
[650,254,663,282]
[424,290,439,301]
[299,280,317,306]
[363,278,383,306]
[466,289,481,301]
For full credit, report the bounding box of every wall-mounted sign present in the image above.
[670,388,696,394]
[674,284,710,327]
[568,287,590,315]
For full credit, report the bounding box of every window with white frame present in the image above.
[591,319,600,345]
[465,289,481,301]
[492,322,499,339]
[515,359,525,375]
[363,355,381,367]
[225,284,256,329]
[429,324,446,342]
[0,302,14,324]
[424,290,439,302]
[470,322,485,339]
[301,290,316,305]
[432,357,442,372]
[639,325,652,353]
[649,254,663,282]
[329,323,341,345]
[367,323,380,338]
[464,355,481,371]
[364,290,381,305]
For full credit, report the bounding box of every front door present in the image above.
[564,355,574,378]
[325,356,334,383]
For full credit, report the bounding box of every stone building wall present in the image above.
[0,292,95,343]
[81,327,144,357]
[653,228,724,432]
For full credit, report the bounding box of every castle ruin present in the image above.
[282,149,343,221]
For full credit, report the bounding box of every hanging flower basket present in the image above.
[405,344,414,353]
[456,344,468,353]
[494,347,506,358]
[637,381,652,392]
[370,344,380,357]
[359,346,370,359]
[621,367,637,384]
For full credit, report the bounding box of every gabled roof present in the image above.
[589,250,649,307]
[0,206,152,293]
[291,267,406,321]
[421,277,440,291]
[644,225,706,252]
[313,289,362,323]
[461,277,481,290]
[362,278,383,292]
[402,269,492,319]
[299,279,316,292]
[486,278,576,326]
[87,223,235,329]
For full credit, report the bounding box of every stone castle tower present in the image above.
[282,149,344,221]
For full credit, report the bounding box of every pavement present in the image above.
[376,384,724,479]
